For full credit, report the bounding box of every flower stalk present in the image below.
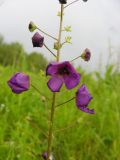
[37,27,58,41]
[47,4,64,160]
[43,43,57,58]
[56,97,75,108]
[57,4,64,62]
[64,0,80,9]
[71,48,91,62]
[70,55,82,62]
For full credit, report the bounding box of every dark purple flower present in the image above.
[42,152,54,160]
[59,0,67,4]
[76,84,94,114]
[42,152,47,160]
[7,72,30,94]
[83,0,88,2]
[32,32,44,47]
[81,48,91,61]
[46,61,80,92]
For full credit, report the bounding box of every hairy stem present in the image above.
[70,55,82,62]
[47,4,64,160]
[47,93,56,159]
[64,0,80,9]
[57,4,64,62]
[56,97,75,108]
[61,41,66,46]
[44,43,57,58]
[37,27,58,41]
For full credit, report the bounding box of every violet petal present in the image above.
[15,73,30,89]
[7,72,30,94]
[78,106,94,114]
[8,81,26,94]
[64,73,80,89]
[46,62,59,76]
[76,84,94,114]
[47,76,63,92]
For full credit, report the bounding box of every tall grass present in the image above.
[0,65,120,160]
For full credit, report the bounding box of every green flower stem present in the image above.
[57,4,64,62]
[47,4,64,160]
[37,27,58,41]
[43,43,57,58]
[70,55,82,62]
[61,41,66,46]
[64,0,80,9]
[56,97,75,108]
[47,93,56,160]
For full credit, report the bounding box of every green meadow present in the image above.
[0,64,120,160]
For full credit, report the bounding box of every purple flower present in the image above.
[32,32,44,47]
[42,152,54,160]
[42,152,47,160]
[59,0,67,4]
[83,0,88,2]
[46,61,80,92]
[7,72,30,94]
[76,84,94,114]
[81,48,91,61]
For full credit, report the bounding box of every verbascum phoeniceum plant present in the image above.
[7,0,95,159]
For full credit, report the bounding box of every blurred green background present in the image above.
[0,35,120,160]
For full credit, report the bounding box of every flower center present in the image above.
[58,66,70,75]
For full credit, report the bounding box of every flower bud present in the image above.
[28,21,37,32]
[32,32,44,47]
[41,96,46,103]
[54,42,62,50]
[59,0,67,4]
[83,0,88,2]
[7,73,30,94]
[81,48,91,61]
[42,152,54,160]
[42,152,47,160]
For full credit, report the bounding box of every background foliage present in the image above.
[0,35,120,160]
[0,67,120,160]
[0,35,47,72]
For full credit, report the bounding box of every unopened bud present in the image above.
[83,0,88,2]
[54,42,62,50]
[59,0,67,4]
[28,21,37,32]
[41,96,46,102]
[42,152,47,160]
[81,48,91,61]
[42,152,54,160]
[32,32,44,47]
